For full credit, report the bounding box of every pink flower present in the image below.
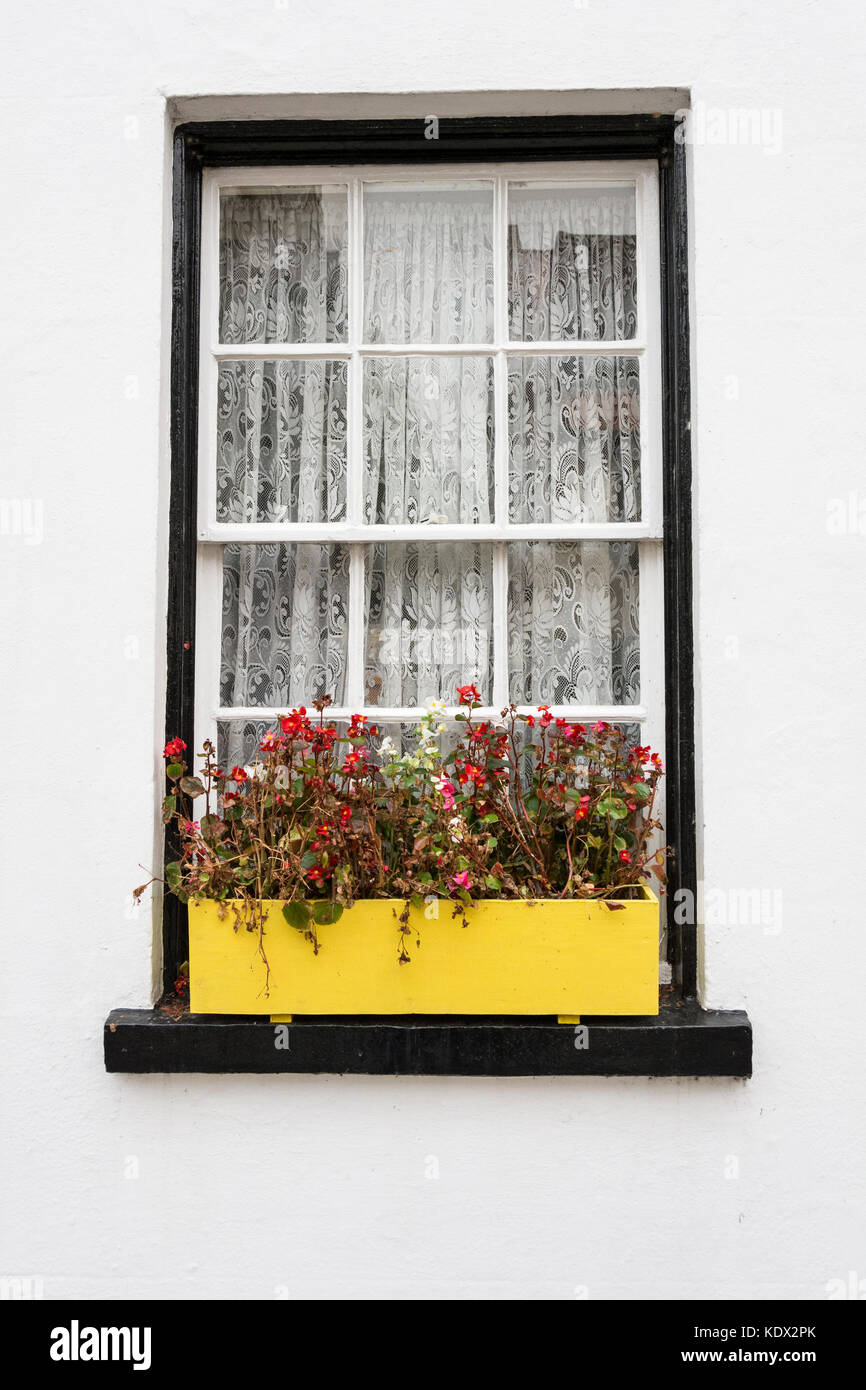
[434,772,456,810]
[449,871,471,891]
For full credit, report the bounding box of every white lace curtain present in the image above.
[217,186,640,754]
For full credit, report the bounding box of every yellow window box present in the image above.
[188,888,660,1017]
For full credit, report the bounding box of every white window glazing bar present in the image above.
[636,169,663,534]
[491,175,510,710]
[210,340,647,359]
[215,705,649,724]
[200,522,660,544]
[344,177,366,709]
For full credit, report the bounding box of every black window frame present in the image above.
[103,114,751,1078]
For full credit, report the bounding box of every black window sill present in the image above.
[104,998,751,1077]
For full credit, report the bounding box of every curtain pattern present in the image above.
[508,188,637,342]
[365,543,493,707]
[219,190,347,343]
[221,543,350,709]
[363,189,493,343]
[508,355,640,523]
[216,186,641,767]
[507,541,640,705]
[363,356,494,525]
[217,359,348,524]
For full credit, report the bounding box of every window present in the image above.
[193,162,665,886]
[108,116,752,1078]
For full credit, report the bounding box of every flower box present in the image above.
[188,887,660,1017]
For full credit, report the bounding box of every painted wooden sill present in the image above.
[103,999,752,1076]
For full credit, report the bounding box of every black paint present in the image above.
[105,1001,751,1077]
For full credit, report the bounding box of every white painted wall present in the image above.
[2,0,864,1300]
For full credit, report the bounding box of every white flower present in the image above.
[448,816,465,843]
[426,697,447,714]
[378,735,397,762]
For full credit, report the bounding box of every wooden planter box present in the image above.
[188,888,660,1018]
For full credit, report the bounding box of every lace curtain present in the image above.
[217,186,640,760]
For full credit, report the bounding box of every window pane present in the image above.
[363,356,494,524]
[217,360,347,523]
[219,188,348,344]
[507,541,640,704]
[221,543,350,707]
[508,185,637,341]
[365,543,493,707]
[508,355,640,522]
[363,185,494,343]
[217,719,273,772]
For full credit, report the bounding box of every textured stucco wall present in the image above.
[1,0,864,1299]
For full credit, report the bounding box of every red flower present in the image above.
[280,707,310,738]
[163,737,186,759]
[230,765,248,783]
[538,705,553,728]
[456,683,481,706]
[619,850,632,864]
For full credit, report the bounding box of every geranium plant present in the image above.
[139,686,666,981]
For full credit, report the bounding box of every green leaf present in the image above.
[161,795,177,823]
[300,850,320,869]
[200,814,226,844]
[165,761,183,780]
[164,861,182,889]
[179,776,206,798]
[312,901,344,926]
[484,874,502,891]
[587,833,602,849]
[481,812,499,824]
[613,834,627,852]
[282,901,311,931]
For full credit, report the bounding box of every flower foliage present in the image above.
[151,691,667,963]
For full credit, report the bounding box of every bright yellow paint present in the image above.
[188,890,659,1017]
[558,1015,581,1024]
